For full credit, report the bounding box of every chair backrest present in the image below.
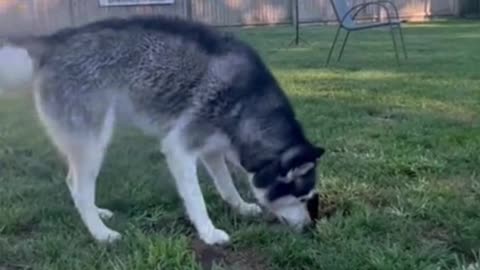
[330,0,354,27]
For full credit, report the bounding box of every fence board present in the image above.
[0,0,71,35]
[191,0,291,26]
[70,0,186,27]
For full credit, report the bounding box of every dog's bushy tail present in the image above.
[0,36,45,95]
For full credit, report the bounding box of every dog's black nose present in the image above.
[306,193,320,221]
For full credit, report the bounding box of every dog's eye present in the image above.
[299,198,307,203]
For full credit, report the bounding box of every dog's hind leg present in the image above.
[65,169,113,220]
[63,134,120,243]
[201,152,262,216]
[35,94,120,243]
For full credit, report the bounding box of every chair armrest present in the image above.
[341,1,399,25]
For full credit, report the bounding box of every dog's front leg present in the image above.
[201,152,262,216]
[161,136,230,245]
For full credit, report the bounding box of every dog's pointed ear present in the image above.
[284,162,315,182]
[280,144,325,175]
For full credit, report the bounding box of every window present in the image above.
[99,0,174,7]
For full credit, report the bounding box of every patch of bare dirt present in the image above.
[2,219,39,237]
[191,239,271,270]
[318,193,339,219]
[190,193,342,269]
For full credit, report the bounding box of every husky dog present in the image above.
[0,16,325,245]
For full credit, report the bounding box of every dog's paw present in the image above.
[97,208,114,220]
[238,203,262,216]
[200,228,230,245]
[94,229,122,244]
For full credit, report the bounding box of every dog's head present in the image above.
[251,144,325,230]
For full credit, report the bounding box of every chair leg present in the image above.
[398,25,408,60]
[337,30,350,62]
[389,24,400,64]
[326,26,341,65]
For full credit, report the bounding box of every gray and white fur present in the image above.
[0,16,325,245]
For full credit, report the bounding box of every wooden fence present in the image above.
[0,0,460,36]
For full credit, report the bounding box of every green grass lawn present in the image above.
[1,20,480,270]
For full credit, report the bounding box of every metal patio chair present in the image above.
[326,0,408,65]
